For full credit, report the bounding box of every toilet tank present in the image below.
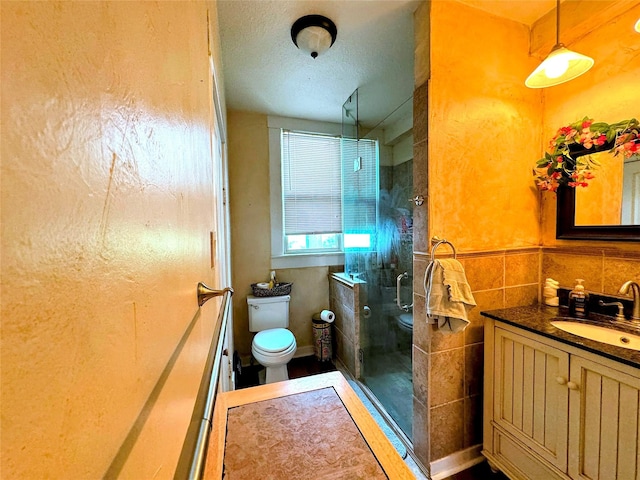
[247,295,290,332]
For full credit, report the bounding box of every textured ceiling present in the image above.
[216,0,557,126]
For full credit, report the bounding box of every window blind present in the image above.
[282,130,342,236]
[342,137,378,235]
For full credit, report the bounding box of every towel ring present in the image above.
[430,236,457,261]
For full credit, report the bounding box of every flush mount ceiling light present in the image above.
[525,0,594,88]
[635,17,640,33]
[291,15,337,59]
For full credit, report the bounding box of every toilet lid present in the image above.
[253,328,295,353]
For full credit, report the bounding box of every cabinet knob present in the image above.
[556,376,567,385]
[567,381,580,391]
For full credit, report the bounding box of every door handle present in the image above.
[396,272,412,312]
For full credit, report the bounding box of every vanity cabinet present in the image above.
[484,319,640,480]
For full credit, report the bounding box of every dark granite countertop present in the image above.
[481,304,640,369]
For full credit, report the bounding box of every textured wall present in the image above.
[1,2,223,478]
[227,111,331,358]
[426,1,542,252]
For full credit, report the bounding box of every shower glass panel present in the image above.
[341,90,414,441]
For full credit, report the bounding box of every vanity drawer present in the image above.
[492,428,568,480]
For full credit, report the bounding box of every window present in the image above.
[268,116,378,269]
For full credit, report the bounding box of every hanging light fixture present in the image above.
[525,0,594,88]
[291,15,337,59]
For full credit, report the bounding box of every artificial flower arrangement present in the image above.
[534,117,640,192]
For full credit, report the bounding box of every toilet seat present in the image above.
[252,328,295,354]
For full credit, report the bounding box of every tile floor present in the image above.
[238,355,508,480]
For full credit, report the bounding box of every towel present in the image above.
[424,259,476,333]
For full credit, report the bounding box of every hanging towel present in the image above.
[424,259,476,333]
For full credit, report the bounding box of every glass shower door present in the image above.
[341,90,414,441]
[359,171,414,441]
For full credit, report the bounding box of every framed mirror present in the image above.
[557,148,640,240]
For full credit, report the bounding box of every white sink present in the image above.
[551,320,640,351]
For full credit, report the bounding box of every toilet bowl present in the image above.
[251,328,297,384]
[396,313,413,333]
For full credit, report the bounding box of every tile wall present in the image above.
[329,274,365,378]
[411,248,540,467]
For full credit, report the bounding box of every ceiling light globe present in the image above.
[295,26,332,59]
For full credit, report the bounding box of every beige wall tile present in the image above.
[414,202,429,255]
[413,140,428,203]
[430,400,464,461]
[413,255,430,293]
[430,348,464,407]
[464,395,483,449]
[335,331,356,376]
[464,343,484,397]
[465,289,503,345]
[412,396,430,470]
[430,325,464,353]
[505,252,540,287]
[413,293,429,352]
[542,252,604,292]
[464,256,504,292]
[413,81,429,145]
[413,345,429,405]
[504,284,539,308]
[603,257,640,296]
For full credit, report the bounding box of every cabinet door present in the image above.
[569,356,640,480]
[494,327,570,472]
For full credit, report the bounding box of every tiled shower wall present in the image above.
[411,248,540,468]
[329,274,365,378]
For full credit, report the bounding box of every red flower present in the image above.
[582,119,593,129]
[594,134,607,146]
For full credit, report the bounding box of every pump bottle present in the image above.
[568,279,589,318]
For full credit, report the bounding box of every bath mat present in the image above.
[347,379,408,459]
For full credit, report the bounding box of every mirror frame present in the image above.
[557,185,640,241]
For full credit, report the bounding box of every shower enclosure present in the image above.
[341,90,414,440]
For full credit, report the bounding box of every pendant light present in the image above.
[525,0,594,88]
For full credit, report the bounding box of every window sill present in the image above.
[271,253,344,269]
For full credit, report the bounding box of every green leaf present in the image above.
[590,122,609,132]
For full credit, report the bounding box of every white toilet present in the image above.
[247,294,297,384]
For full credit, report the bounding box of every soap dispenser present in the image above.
[568,279,589,318]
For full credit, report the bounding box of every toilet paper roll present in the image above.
[320,310,335,323]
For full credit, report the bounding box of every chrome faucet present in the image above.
[618,281,640,322]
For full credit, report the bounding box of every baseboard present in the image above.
[429,445,484,480]
[294,345,315,358]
